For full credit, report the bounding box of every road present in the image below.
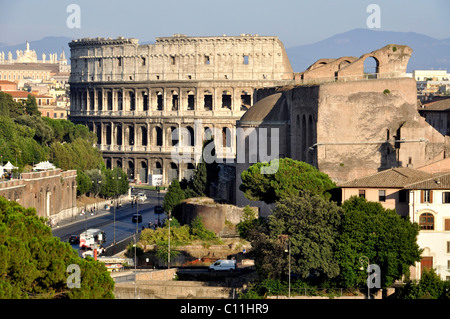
[52,188,166,253]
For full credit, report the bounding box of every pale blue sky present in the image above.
[0,0,449,47]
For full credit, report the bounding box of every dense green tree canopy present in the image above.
[250,191,343,280]
[239,158,336,204]
[0,197,114,298]
[0,92,128,197]
[163,179,185,213]
[334,196,422,288]
[244,193,422,290]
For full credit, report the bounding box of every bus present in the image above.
[79,228,106,249]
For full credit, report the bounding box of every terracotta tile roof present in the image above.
[338,167,433,188]
[420,97,450,112]
[0,80,17,85]
[404,172,450,190]
[2,90,52,99]
[0,63,58,72]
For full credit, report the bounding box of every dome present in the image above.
[239,93,288,125]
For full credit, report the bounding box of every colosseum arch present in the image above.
[138,160,148,183]
[363,56,380,79]
[203,90,213,110]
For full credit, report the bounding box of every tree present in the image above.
[14,115,53,145]
[0,91,24,118]
[334,196,422,288]
[190,161,207,197]
[49,138,103,171]
[24,94,41,116]
[250,191,343,281]
[189,216,216,241]
[98,167,128,199]
[162,179,185,213]
[239,158,336,204]
[0,197,114,298]
[396,268,450,299]
[236,205,259,239]
[76,170,92,196]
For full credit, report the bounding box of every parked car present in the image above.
[132,214,142,223]
[208,259,237,272]
[154,205,163,214]
[69,235,79,244]
[137,193,147,202]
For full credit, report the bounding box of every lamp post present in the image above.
[359,256,370,299]
[135,197,138,271]
[280,234,291,298]
[285,239,291,298]
[112,172,121,248]
[168,212,171,269]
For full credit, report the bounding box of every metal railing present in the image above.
[298,72,406,85]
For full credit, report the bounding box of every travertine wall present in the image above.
[68,35,294,185]
[315,78,446,183]
[0,169,77,221]
[234,44,450,212]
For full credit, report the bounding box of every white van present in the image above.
[208,259,236,272]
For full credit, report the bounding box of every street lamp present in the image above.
[359,255,370,299]
[112,173,121,250]
[280,234,291,298]
[135,197,139,271]
[168,213,171,268]
[285,238,291,298]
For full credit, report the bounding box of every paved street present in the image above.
[52,188,166,254]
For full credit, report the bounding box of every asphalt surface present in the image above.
[51,188,167,251]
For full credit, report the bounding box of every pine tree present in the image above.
[162,179,185,213]
[191,161,207,197]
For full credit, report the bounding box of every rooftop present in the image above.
[419,97,450,112]
[238,93,289,125]
[338,167,433,188]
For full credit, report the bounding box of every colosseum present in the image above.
[68,34,294,185]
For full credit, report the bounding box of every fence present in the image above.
[104,232,139,257]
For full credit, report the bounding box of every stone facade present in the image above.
[68,34,294,185]
[235,44,450,216]
[0,169,77,223]
[172,197,258,236]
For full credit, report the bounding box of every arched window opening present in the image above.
[363,56,379,79]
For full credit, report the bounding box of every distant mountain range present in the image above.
[0,36,72,61]
[1,29,449,73]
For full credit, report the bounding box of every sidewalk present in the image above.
[52,201,122,229]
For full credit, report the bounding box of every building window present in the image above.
[378,190,386,202]
[141,57,146,66]
[421,190,433,203]
[358,190,366,198]
[205,55,210,65]
[419,212,434,230]
[443,192,450,204]
[244,55,249,65]
[399,189,408,203]
[447,242,450,254]
[445,219,450,231]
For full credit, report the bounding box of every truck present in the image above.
[79,228,106,250]
[208,259,237,272]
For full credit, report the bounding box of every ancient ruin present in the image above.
[68,34,294,185]
[235,44,450,215]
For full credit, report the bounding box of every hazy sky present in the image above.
[0,0,449,48]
